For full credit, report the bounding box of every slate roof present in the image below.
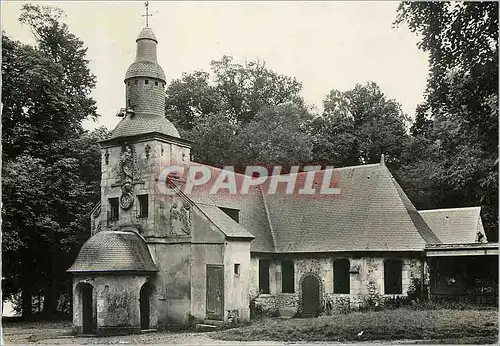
[125,60,166,81]
[195,202,255,239]
[67,230,157,273]
[186,161,442,252]
[419,207,486,244]
[258,163,441,252]
[137,27,157,42]
[109,113,180,139]
[187,162,276,252]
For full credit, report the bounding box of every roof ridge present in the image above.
[386,166,442,245]
[259,185,277,252]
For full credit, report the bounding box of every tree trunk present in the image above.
[21,283,32,320]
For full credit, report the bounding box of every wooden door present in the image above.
[302,275,320,317]
[206,265,224,320]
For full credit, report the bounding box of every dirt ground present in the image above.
[2,319,497,345]
[1,320,287,345]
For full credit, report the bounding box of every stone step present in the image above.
[141,329,157,333]
[195,323,219,331]
[203,319,224,326]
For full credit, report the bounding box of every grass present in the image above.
[214,308,499,343]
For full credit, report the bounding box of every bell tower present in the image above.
[96,9,192,237]
[124,27,166,116]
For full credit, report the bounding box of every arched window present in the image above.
[333,258,350,294]
[281,260,294,293]
[384,259,402,294]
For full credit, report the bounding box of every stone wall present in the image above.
[249,254,423,317]
[73,275,150,335]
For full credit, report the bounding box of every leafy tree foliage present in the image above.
[166,56,304,129]
[395,2,498,241]
[2,4,105,319]
[166,56,310,168]
[310,82,410,167]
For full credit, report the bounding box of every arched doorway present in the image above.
[77,283,95,334]
[301,274,321,317]
[140,282,154,330]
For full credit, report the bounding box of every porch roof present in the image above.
[425,243,499,257]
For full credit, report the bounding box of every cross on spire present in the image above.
[142,1,152,27]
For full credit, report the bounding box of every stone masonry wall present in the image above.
[250,255,423,317]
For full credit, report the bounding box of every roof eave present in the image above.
[99,131,193,147]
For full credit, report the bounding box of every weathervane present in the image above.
[142,1,152,27]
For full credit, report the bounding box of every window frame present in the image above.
[137,194,149,218]
[109,197,119,221]
[281,260,295,293]
[333,258,350,294]
[384,259,403,294]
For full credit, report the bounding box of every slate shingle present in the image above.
[67,230,157,273]
[419,207,485,244]
[109,113,180,139]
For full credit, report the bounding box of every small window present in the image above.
[138,194,148,218]
[109,198,119,221]
[384,259,402,294]
[219,207,239,223]
[334,259,350,294]
[281,260,294,293]
[134,80,138,85]
[127,81,130,86]
[259,259,270,294]
[145,79,149,84]
[234,263,240,276]
[155,81,159,86]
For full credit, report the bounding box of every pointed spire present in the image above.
[380,153,385,166]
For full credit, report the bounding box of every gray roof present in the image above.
[259,164,441,252]
[185,162,444,252]
[68,230,157,273]
[196,202,255,239]
[109,113,180,139]
[125,60,166,81]
[137,27,157,42]
[187,162,276,252]
[419,207,486,244]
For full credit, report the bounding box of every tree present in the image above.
[166,56,308,167]
[165,71,222,131]
[2,4,103,319]
[310,82,410,168]
[211,56,303,124]
[234,103,314,169]
[395,2,498,241]
[188,112,241,167]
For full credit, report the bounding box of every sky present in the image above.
[2,1,430,132]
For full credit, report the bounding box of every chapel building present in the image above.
[68,25,498,335]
